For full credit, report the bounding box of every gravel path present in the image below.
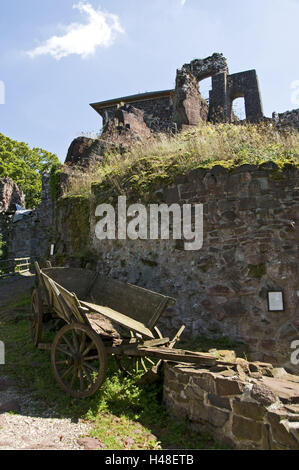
[0,376,92,450]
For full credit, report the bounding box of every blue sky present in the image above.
[1,0,299,161]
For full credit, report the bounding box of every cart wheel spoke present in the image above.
[84,362,98,373]
[82,365,94,385]
[80,332,86,353]
[51,323,107,399]
[140,357,148,372]
[116,328,163,377]
[82,341,95,357]
[30,289,43,347]
[72,330,80,353]
[61,364,74,379]
[56,346,74,358]
[61,335,76,354]
[79,369,84,391]
[144,357,155,366]
[70,367,77,389]
[84,355,100,361]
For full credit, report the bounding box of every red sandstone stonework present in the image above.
[163,362,299,450]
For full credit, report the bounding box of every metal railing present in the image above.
[0,257,35,279]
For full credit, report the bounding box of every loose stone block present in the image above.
[251,383,277,406]
[216,377,245,396]
[268,412,299,449]
[208,393,232,411]
[206,406,230,427]
[233,399,266,421]
[192,373,217,394]
[232,415,263,442]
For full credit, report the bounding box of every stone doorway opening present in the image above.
[198,77,212,104]
[232,97,246,121]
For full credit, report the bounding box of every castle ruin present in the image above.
[90,53,264,133]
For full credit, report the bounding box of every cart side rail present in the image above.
[40,271,90,326]
[87,275,176,330]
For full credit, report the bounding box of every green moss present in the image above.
[141,258,158,267]
[269,170,286,181]
[53,254,67,267]
[199,264,212,273]
[248,263,267,279]
[59,196,90,253]
[49,163,64,202]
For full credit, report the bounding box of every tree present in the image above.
[0,133,60,208]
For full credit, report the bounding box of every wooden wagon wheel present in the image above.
[51,323,108,398]
[115,326,163,377]
[30,288,43,347]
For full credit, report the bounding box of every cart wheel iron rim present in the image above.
[115,326,163,377]
[51,323,108,398]
[30,288,43,347]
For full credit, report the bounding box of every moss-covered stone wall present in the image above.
[88,163,299,372]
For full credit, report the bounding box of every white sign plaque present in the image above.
[268,291,284,312]
[0,341,4,365]
[50,244,55,256]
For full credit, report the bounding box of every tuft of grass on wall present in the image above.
[62,122,299,202]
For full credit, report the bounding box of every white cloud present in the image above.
[27,2,124,60]
[180,0,187,5]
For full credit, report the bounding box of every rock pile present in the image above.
[65,105,152,170]
[0,177,25,213]
[164,351,299,450]
[273,109,299,131]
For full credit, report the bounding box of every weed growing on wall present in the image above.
[63,123,299,202]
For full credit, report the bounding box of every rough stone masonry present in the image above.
[0,175,54,260]
[51,162,299,374]
[163,358,299,450]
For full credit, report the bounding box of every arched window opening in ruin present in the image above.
[232,97,246,121]
[198,77,212,103]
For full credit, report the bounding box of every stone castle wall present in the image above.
[54,163,299,373]
[163,362,299,450]
[5,174,54,260]
[101,95,174,133]
[273,109,299,132]
[0,177,25,259]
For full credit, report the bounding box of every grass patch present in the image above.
[0,315,227,450]
[248,263,267,279]
[180,334,239,352]
[63,122,299,201]
[0,292,31,313]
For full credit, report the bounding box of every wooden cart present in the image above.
[30,262,217,398]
